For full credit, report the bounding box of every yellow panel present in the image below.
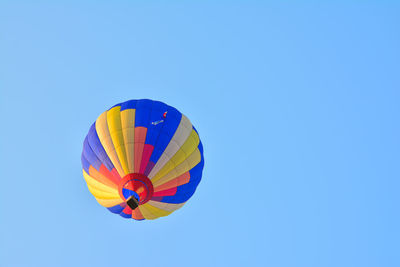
[120,108,135,173]
[152,148,201,185]
[147,201,186,212]
[153,172,190,188]
[107,106,129,175]
[153,168,179,187]
[95,112,125,177]
[95,198,123,208]
[83,170,119,194]
[87,184,120,199]
[151,130,200,183]
[143,203,173,217]
[138,205,158,220]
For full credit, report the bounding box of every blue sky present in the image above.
[1,2,399,267]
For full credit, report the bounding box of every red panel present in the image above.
[152,187,177,197]
[134,127,147,173]
[122,205,133,216]
[139,144,154,174]
[98,164,121,185]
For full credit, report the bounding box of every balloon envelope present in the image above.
[81,99,204,220]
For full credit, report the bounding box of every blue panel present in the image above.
[120,99,138,111]
[119,212,132,219]
[108,204,125,214]
[81,153,91,174]
[82,136,102,171]
[144,101,168,147]
[87,123,115,171]
[135,99,153,127]
[159,181,197,204]
[149,108,182,164]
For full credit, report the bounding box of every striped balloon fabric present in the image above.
[81,99,204,220]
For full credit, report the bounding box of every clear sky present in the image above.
[1,2,399,267]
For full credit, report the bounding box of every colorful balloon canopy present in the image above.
[81,99,204,220]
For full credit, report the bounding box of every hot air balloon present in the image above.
[81,99,204,220]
